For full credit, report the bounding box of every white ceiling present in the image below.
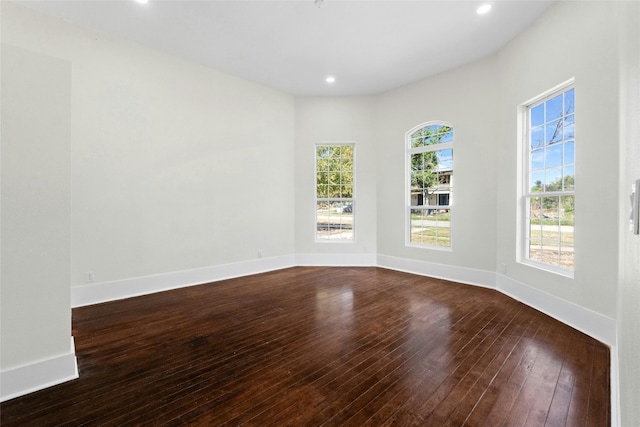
[19,0,554,96]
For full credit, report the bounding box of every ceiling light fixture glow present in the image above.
[326,76,336,84]
[477,4,492,15]
[135,0,149,4]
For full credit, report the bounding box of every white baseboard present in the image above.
[1,337,78,402]
[376,254,497,289]
[496,273,617,347]
[295,252,377,267]
[72,255,296,308]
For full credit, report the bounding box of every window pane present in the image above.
[530,149,544,170]
[563,167,575,190]
[545,144,562,168]
[531,126,544,150]
[316,201,353,240]
[545,94,563,121]
[564,88,575,114]
[564,114,575,139]
[564,140,575,165]
[530,171,544,192]
[531,104,544,127]
[409,208,450,247]
[544,168,562,191]
[546,120,562,144]
[436,149,453,171]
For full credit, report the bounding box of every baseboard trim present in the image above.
[496,273,616,347]
[0,337,78,402]
[71,255,296,308]
[376,254,497,289]
[295,252,377,267]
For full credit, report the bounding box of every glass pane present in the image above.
[542,196,559,219]
[560,196,575,222]
[563,114,574,139]
[530,149,544,170]
[544,168,562,191]
[317,184,328,198]
[531,104,544,127]
[342,185,353,198]
[564,88,575,114]
[529,197,542,219]
[328,185,340,198]
[530,171,544,192]
[410,209,427,245]
[531,126,544,150]
[436,149,453,171]
[329,172,341,185]
[545,144,562,169]
[411,136,424,148]
[440,130,453,143]
[563,166,575,190]
[564,140,575,165]
[560,247,574,269]
[316,201,353,240]
[434,209,451,247]
[546,120,562,144]
[545,94,563,121]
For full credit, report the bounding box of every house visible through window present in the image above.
[407,123,453,248]
[523,83,575,274]
[315,144,354,240]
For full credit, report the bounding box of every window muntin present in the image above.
[524,85,575,273]
[315,144,354,241]
[407,123,453,248]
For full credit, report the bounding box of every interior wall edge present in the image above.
[0,337,78,403]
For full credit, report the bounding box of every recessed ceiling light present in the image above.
[477,4,492,15]
[326,76,336,84]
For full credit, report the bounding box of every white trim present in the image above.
[295,252,376,267]
[1,337,78,402]
[377,254,496,289]
[610,343,620,427]
[71,255,295,308]
[496,273,616,347]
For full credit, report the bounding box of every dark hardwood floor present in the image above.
[1,267,610,426]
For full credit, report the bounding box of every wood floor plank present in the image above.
[0,267,610,426]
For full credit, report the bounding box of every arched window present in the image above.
[406,122,453,248]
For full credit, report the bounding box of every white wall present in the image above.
[616,2,640,425]
[1,44,73,372]
[294,97,377,262]
[1,2,296,289]
[375,57,499,274]
[495,1,620,317]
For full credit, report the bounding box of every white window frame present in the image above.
[520,80,575,277]
[314,142,356,243]
[405,122,453,250]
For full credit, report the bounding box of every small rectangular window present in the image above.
[315,144,354,241]
[523,84,574,274]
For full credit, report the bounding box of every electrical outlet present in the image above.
[85,271,94,283]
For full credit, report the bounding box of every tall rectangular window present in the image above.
[524,84,575,274]
[407,123,453,248]
[315,144,354,241]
